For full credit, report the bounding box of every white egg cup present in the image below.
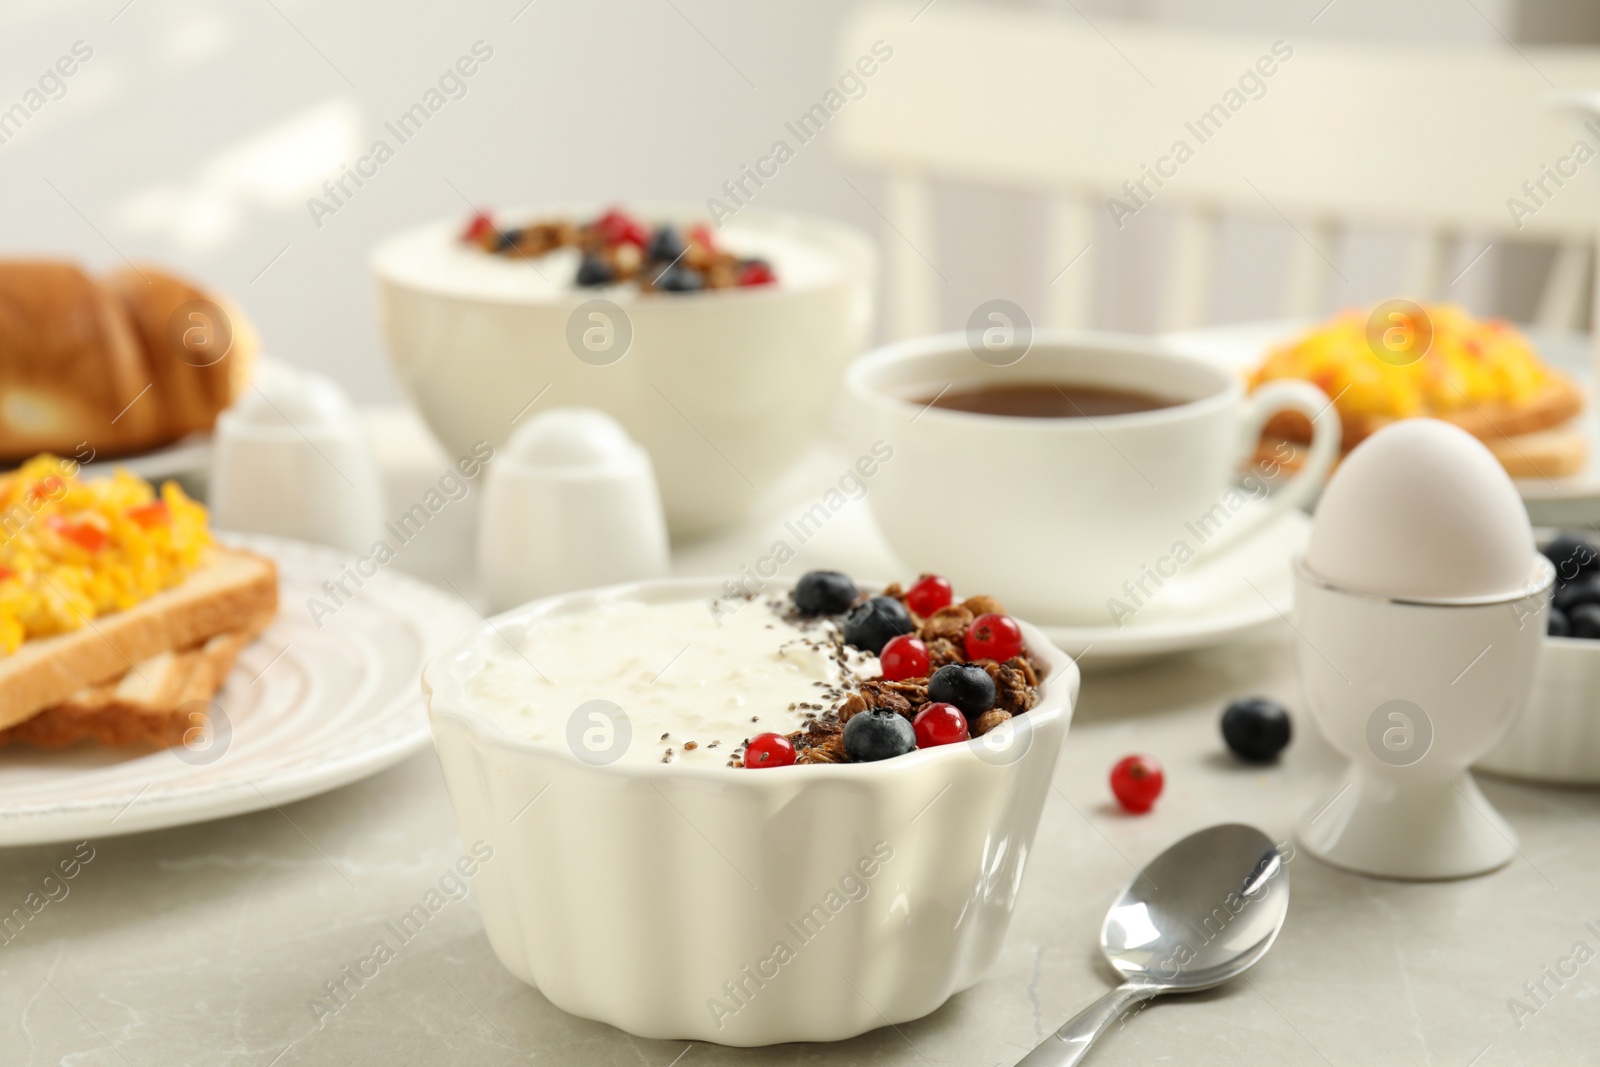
[1293,555,1552,880]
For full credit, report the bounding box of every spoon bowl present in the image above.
[1103,823,1288,991]
[1017,823,1290,1066]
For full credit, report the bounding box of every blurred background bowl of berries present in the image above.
[372,203,875,540]
[1477,529,1600,784]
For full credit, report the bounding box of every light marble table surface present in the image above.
[3,415,1598,1066]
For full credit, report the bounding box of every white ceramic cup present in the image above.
[846,331,1339,624]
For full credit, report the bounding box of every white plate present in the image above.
[1163,319,1600,524]
[78,434,213,484]
[0,533,478,846]
[1041,508,1308,665]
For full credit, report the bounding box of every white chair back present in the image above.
[835,1,1600,337]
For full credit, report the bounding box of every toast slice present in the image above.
[1261,375,1585,456]
[0,547,278,732]
[0,624,267,748]
[1255,421,1588,480]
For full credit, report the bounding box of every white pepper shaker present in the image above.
[210,363,385,554]
[478,407,669,612]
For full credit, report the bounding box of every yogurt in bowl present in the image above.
[423,576,1078,1045]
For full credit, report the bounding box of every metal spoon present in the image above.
[1016,823,1290,1067]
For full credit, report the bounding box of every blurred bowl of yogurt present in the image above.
[371,204,875,540]
[422,575,1078,1045]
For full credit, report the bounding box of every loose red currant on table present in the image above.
[1109,755,1164,814]
[904,574,953,617]
[744,732,796,768]
[913,702,970,748]
[879,634,930,682]
[966,613,1023,662]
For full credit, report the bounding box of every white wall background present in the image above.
[0,0,1576,404]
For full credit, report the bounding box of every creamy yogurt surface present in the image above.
[465,596,877,766]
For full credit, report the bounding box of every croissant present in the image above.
[0,260,256,462]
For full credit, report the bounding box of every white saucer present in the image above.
[1040,508,1308,665]
[0,533,478,846]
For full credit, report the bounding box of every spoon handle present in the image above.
[1013,982,1159,1067]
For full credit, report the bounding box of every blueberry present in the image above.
[1221,697,1292,763]
[654,266,704,292]
[927,663,995,719]
[1549,607,1571,638]
[1569,603,1600,639]
[794,571,858,616]
[842,707,916,762]
[647,226,684,263]
[576,255,614,286]
[1543,532,1599,586]
[842,596,913,653]
[1553,576,1600,613]
[495,227,522,251]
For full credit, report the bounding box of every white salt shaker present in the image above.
[210,363,386,554]
[478,407,669,612]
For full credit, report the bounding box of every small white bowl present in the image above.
[422,578,1078,1046]
[372,204,875,541]
[1478,634,1600,784]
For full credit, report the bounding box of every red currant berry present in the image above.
[688,223,717,252]
[744,732,796,768]
[596,208,648,248]
[913,702,970,748]
[879,634,930,681]
[965,613,1023,662]
[737,260,776,286]
[905,574,954,617]
[461,211,494,243]
[1109,755,1164,814]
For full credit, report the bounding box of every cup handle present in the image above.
[1193,380,1341,562]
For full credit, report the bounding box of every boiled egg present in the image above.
[1304,419,1538,600]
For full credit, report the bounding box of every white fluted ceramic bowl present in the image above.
[423,578,1078,1046]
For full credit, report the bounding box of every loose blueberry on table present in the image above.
[737,571,1042,766]
[1220,697,1292,763]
